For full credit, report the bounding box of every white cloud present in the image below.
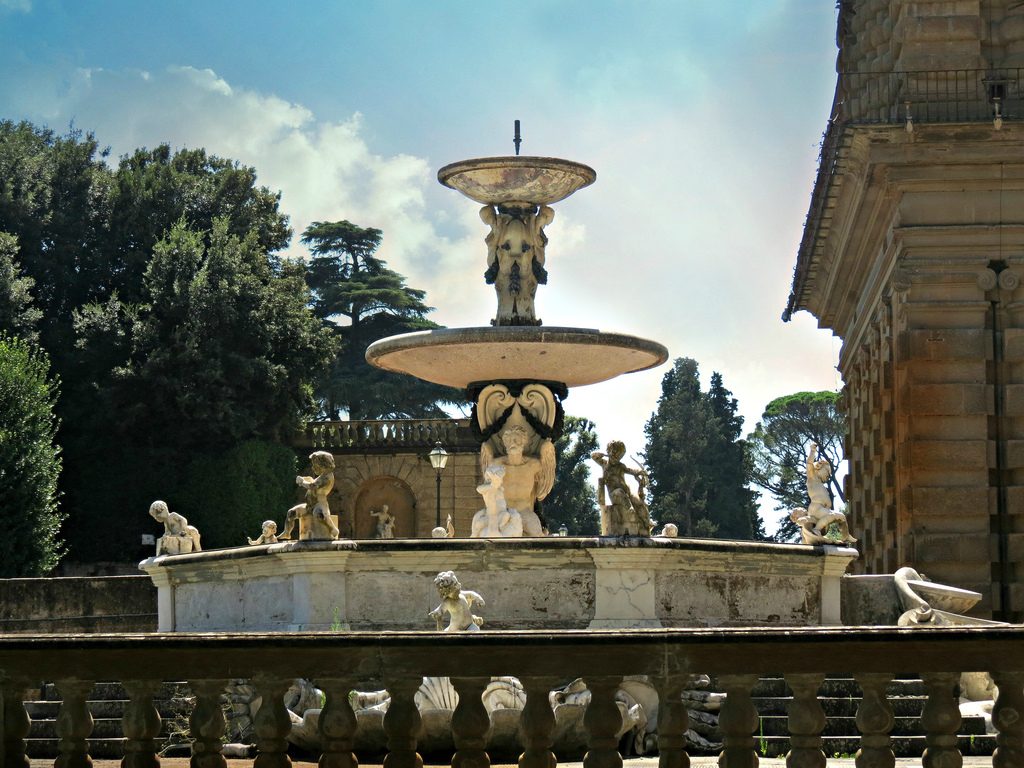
[0,0,31,12]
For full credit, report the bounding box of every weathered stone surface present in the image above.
[139,539,857,632]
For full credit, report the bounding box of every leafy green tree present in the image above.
[0,335,63,575]
[644,358,762,539]
[543,415,600,535]
[101,219,334,453]
[301,220,462,419]
[0,232,41,343]
[746,391,845,542]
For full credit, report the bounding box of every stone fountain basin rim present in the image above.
[365,326,669,389]
[437,155,597,205]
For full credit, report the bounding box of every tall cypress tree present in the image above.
[644,358,763,539]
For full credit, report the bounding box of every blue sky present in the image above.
[1,1,843,532]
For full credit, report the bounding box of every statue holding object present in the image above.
[471,464,524,538]
[280,450,339,541]
[591,441,653,536]
[370,504,396,539]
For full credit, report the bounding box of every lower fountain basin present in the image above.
[365,326,669,389]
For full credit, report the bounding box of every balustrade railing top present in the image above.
[3,626,1024,768]
[298,418,478,453]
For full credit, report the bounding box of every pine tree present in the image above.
[301,220,462,419]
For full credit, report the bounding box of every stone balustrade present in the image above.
[299,418,478,454]
[3,625,1024,768]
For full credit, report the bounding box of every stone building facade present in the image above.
[295,418,483,539]
[787,0,1024,619]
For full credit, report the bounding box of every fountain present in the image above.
[139,133,858,634]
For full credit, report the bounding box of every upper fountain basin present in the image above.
[438,156,597,206]
[366,326,668,389]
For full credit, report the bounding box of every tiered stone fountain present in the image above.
[140,141,857,633]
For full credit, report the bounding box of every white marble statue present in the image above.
[428,570,485,632]
[479,424,553,536]
[148,500,202,556]
[471,464,524,538]
[247,520,278,546]
[431,514,456,539]
[591,441,653,536]
[370,504,396,539]
[480,204,554,326]
[280,451,339,541]
[790,442,856,545]
[659,522,679,538]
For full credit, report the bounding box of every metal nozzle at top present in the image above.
[513,120,522,156]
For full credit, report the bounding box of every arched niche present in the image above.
[352,476,418,539]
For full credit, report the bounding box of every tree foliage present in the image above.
[0,335,63,575]
[746,390,845,542]
[301,220,462,419]
[543,416,600,535]
[643,358,763,539]
[0,232,41,343]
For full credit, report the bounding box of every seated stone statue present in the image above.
[280,451,339,541]
[427,570,485,632]
[471,464,524,538]
[480,424,553,536]
[148,500,202,556]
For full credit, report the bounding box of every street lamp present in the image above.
[428,442,449,528]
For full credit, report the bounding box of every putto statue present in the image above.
[148,500,202,556]
[280,450,339,541]
[480,204,555,326]
[247,520,279,546]
[428,570,485,632]
[370,504,396,539]
[431,514,456,539]
[591,441,653,536]
[471,464,524,537]
[789,442,856,546]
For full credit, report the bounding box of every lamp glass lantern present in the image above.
[429,442,449,528]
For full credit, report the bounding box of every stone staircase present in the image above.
[24,682,191,759]
[751,677,995,758]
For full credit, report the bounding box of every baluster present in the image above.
[317,679,357,768]
[853,672,895,768]
[920,672,962,768]
[253,677,293,768]
[717,674,759,768]
[55,679,95,768]
[518,676,557,768]
[992,671,1024,768]
[784,674,825,768]
[188,679,227,768]
[122,679,162,768]
[451,677,491,768]
[2,677,32,768]
[582,676,622,768]
[382,678,423,768]
[655,675,689,768]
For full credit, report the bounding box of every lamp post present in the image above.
[428,442,449,528]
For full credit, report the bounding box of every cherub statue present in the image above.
[148,500,202,556]
[480,203,555,326]
[432,514,456,538]
[428,570,485,632]
[789,442,857,545]
[280,451,339,541]
[247,520,278,546]
[471,464,524,538]
[479,424,554,536]
[591,441,653,536]
[370,504,396,539]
